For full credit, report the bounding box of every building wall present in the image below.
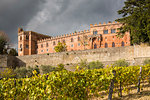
[16,45,150,67]
[18,21,130,56]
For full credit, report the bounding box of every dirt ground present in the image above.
[90,83,150,100]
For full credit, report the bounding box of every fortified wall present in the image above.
[16,45,150,67]
[0,45,150,68]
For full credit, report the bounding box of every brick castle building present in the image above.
[18,21,130,56]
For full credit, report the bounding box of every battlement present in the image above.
[37,29,90,43]
[90,21,120,28]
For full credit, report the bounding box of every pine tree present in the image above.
[116,0,150,45]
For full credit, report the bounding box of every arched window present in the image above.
[93,30,98,35]
[105,43,108,48]
[20,36,22,41]
[62,40,65,43]
[46,43,49,47]
[78,37,80,41]
[26,35,29,40]
[112,42,115,47]
[71,38,74,42]
[121,41,124,46]
[41,44,43,48]
[94,44,97,49]
[53,41,56,45]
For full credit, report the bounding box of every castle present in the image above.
[18,21,130,56]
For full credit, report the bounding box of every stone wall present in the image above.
[16,45,150,67]
[1,45,150,68]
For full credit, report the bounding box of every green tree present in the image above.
[54,42,67,52]
[88,60,104,69]
[0,32,8,54]
[116,0,150,45]
[8,48,18,56]
[112,59,129,67]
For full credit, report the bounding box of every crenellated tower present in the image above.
[18,28,52,56]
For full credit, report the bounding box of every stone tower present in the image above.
[18,28,52,56]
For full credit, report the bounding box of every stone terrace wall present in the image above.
[1,45,150,68]
[16,46,136,67]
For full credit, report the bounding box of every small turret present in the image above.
[18,27,23,33]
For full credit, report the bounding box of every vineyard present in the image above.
[0,65,150,100]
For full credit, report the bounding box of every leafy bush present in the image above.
[14,67,27,78]
[88,60,104,69]
[40,65,56,74]
[143,58,150,65]
[78,59,88,69]
[112,59,129,67]
[14,66,40,78]
[0,68,15,78]
[57,64,65,71]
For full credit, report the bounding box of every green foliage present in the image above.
[8,48,18,56]
[0,68,15,78]
[116,0,150,44]
[14,67,28,78]
[54,42,67,52]
[79,59,88,69]
[0,65,150,99]
[40,65,56,74]
[143,58,150,65]
[57,64,65,71]
[14,66,40,78]
[0,35,7,54]
[112,59,129,67]
[88,60,104,69]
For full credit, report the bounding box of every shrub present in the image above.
[79,59,88,69]
[40,65,56,74]
[14,66,40,78]
[143,58,150,65]
[14,67,27,78]
[88,60,104,69]
[0,68,15,78]
[57,64,65,71]
[112,59,129,67]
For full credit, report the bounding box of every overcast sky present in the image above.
[0,0,125,48]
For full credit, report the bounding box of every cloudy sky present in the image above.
[0,0,125,48]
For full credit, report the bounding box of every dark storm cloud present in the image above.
[28,0,125,36]
[0,0,126,48]
[0,0,46,45]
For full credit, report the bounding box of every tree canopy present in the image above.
[54,42,67,52]
[116,0,150,45]
[0,32,8,54]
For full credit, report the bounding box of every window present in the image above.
[41,44,43,48]
[26,44,29,49]
[78,43,80,46]
[53,41,56,45]
[103,30,108,34]
[20,44,22,48]
[20,36,22,41]
[93,30,98,35]
[71,38,74,42]
[71,44,74,47]
[47,49,49,51]
[46,43,49,47]
[41,50,43,52]
[111,29,116,33]
[121,41,124,46]
[26,35,29,40]
[112,42,115,47]
[78,37,80,41]
[58,40,60,43]
[94,44,97,49]
[105,43,108,48]
[62,40,65,43]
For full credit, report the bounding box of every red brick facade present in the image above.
[18,21,130,56]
